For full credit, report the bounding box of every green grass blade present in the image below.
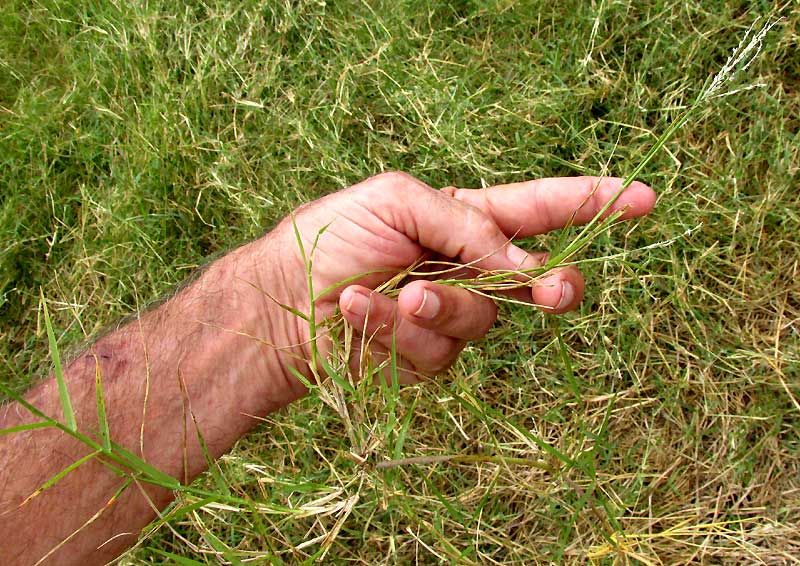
[41,290,76,431]
[0,381,54,424]
[0,422,53,435]
[149,550,208,565]
[309,220,332,257]
[380,327,401,460]
[320,356,355,394]
[93,356,111,451]
[312,269,392,302]
[21,449,102,506]
[556,326,582,404]
[188,409,231,497]
[287,364,315,391]
[110,442,181,489]
[452,388,576,471]
[417,475,469,523]
[146,497,218,532]
[390,329,400,400]
[0,381,134,479]
[393,394,418,461]
[202,530,244,566]
[290,213,307,265]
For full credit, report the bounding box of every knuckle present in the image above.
[361,171,430,203]
[474,210,496,234]
[532,187,557,232]
[468,209,500,242]
[371,170,418,190]
[440,185,459,198]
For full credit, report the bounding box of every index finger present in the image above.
[445,176,656,238]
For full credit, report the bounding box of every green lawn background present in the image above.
[1,0,798,563]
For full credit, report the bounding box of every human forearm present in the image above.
[0,172,656,564]
[0,235,304,564]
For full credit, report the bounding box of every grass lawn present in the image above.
[2,0,798,563]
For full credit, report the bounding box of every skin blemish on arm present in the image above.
[80,334,138,382]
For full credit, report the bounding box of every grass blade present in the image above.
[320,355,355,394]
[556,325,582,404]
[110,442,181,489]
[202,531,244,566]
[393,394,418,461]
[20,450,102,507]
[0,422,53,435]
[93,356,111,451]
[41,290,76,431]
[146,496,218,532]
[187,406,231,497]
[287,364,315,391]
[451,387,576,471]
[148,550,207,566]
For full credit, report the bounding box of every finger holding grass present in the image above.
[278,171,655,384]
[340,281,492,382]
[442,176,656,237]
[441,176,656,304]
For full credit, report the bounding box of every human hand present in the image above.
[0,171,656,565]
[259,172,655,387]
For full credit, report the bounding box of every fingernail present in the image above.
[557,281,575,310]
[413,289,440,319]
[506,244,529,267]
[345,289,370,316]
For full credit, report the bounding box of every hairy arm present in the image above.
[0,236,305,564]
[0,172,655,564]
